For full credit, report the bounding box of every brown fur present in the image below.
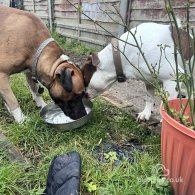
[0,6,86,120]
[81,53,98,87]
[170,26,194,60]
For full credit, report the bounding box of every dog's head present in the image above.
[81,52,116,98]
[49,62,87,120]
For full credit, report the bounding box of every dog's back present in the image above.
[118,23,177,81]
[0,5,51,74]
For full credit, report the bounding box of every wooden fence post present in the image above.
[78,0,81,39]
[117,0,129,37]
[32,0,35,12]
[48,0,53,30]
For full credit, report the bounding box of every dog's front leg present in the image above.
[24,71,47,108]
[137,84,154,122]
[0,74,25,123]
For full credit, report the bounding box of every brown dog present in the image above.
[0,6,86,123]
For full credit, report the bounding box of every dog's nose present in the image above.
[84,92,90,99]
[81,91,86,97]
[80,91,89,98]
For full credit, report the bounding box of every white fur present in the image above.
[87,22,186,121]
[138,102,154,121]
[10,107,26,123]
[32,92,47,108]
[60,54,70,61]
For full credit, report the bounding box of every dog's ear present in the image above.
[89,52,100,66]
[56,68,74,92]
[81,54,98,87]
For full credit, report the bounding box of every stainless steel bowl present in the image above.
[40,99,93,131]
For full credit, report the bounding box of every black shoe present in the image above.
[43,151,81,195]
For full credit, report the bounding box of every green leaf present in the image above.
[87,182,97,192]
[158,178,169,187]
[104,153,110,159]
[182,115,189,120]
[148,176,157,184]
[108,151,117,162]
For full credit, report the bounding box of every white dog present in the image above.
[82,22,194,121]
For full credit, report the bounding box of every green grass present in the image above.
[0,37,171,194]
[52,31,96,55]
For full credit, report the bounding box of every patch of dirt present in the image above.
[64,50,86,65]
[104,80,161,120]
[102,81,162,134]
[92,141,143,165]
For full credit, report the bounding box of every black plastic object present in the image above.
[43,151,81,195]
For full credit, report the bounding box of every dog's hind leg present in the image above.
[137,84,155,122]
[24,71,47,108]
[0,73,25,123]
[163,80,178,99]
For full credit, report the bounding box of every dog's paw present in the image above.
[34,96,47,108]
[16,114,27,124]
[18,116,31,126]
[10,107,26,123]
[137,111,151,122]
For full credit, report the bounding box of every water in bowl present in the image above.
[43,106,91,124]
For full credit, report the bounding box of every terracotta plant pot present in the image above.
[160,98,195,195]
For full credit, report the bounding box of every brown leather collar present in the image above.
[111,38,126,82]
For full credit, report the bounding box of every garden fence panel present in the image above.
[0,0,195,48]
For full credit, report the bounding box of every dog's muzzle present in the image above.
[53,93,87,120]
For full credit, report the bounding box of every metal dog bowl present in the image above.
[40,99,93,131]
